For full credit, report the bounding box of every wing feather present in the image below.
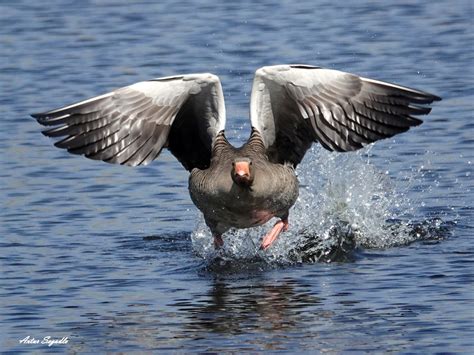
[33,73,226,169]
[250,65,441,165]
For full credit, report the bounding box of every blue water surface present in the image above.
[1,0,473,353]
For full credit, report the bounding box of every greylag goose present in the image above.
[33,65,441,250]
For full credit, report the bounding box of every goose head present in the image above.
[231,157,254,188]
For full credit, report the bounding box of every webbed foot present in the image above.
[260,219,289,250]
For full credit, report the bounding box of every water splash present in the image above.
[191,146,452,265]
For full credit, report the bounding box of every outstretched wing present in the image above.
[250,65,441,166]
[33,73,226,170]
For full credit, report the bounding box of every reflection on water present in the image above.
[181,278,323,337]
[66,276,328,353]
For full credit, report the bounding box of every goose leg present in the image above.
[260,218,289,250]
[213,234,224,249]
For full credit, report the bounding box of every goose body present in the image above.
[33,65,441,249]
[189,130,298,236]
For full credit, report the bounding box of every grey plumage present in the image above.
[250,65,441,166]
[33,73,225,169]
[189,129,299,235]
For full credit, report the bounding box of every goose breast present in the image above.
[189,158,298,233]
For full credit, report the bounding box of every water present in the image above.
[1,0,473,352]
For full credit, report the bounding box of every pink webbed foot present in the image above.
[214,234,224,249]
[260,219,289,250]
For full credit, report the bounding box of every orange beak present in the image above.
[234,161,250,177]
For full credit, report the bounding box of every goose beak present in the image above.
[234,161,250,178]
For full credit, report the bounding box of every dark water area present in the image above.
[1,0,473,353]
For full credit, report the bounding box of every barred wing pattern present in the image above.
[33,74,226,170]
[250,65,441,166]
